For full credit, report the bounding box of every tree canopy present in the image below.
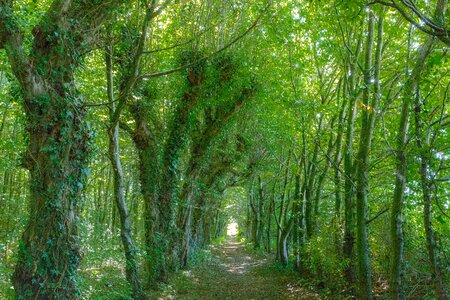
[0,0,448,299]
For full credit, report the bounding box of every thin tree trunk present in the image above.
[313,117,336,229]
[257,175,264,248]
[292,174,301,270]
[334,79,346,222]
[343,25,363,291]
[390,34,436,300]
[106,41,144,300]
[414,91,447,300]
[266,187,274,253]
[356,11,376,299]
[280,217,294,266]
[108,125,144,300]
[390,1,447,297]
[305,126,320,238]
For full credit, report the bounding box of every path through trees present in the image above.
[154,235,321,300]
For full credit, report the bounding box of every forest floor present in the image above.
[152,236,321,300]
[1,237,322,299]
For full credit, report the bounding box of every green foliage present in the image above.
[0,0,449,298]
[304,225,348,293]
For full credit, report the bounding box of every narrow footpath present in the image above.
[156,237,320,300]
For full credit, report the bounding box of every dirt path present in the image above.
[156,237,320,300]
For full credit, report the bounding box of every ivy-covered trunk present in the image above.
[128,101,160,286]
[179,192,194,268]
[191,192,207,248]
[156,58,205,280]
[137,144,160,284]
[0,1,123,297]
[6,18,92,298]
[12,87,88,298]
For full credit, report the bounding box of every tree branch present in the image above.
[110,1,164,127]
[366,206,390,225]
[370,0,450,45]
[139,3,271,80]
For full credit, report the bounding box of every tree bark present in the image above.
[390,38,435,300]
[108,124,144,300]
[413,91,447,300]
[355,9,384,299]
[390,2,446,299]
[106,41,144,299]
[128,100,160,286]
[343,22,363,292]
[157,58,205,280]
[0,1,124,297]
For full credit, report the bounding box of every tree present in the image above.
[0,1,125,298]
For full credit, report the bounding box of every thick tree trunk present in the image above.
[0,1,124,297]
[128,101,160,286]
[12,83,88,299]
[157,62,205,280]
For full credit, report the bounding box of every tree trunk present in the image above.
[128,100,160,286]
[0,2,124,297]
[108,125,144,300]
[257,175,265,248]
[305,130,320,238]
[157,60,205,280]
[106,43,144,299]
[356,11,376,299]
[11,81,88,299]
[390,1,446,297]
[343,25,363,291]
[266,188,274,253]
[280,217,294,266]
[343,86,358,290]
[334,79,346,222]
[292,174,301,270]
[414,92,447,300]
[390,35,435,300]
[313,117,336,229]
